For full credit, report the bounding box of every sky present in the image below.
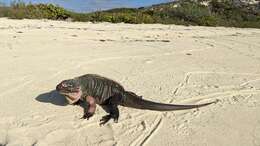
[0,0,172,12]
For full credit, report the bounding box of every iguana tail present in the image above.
[121,91,216,111]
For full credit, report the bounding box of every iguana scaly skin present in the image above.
[56,74,216,125]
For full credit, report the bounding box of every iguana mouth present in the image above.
[58,88,80,93]
[56,85,82,104]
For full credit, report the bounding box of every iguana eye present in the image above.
[61,83,68,87]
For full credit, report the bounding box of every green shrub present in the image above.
[111,13,136,23]
[2,1,70,20]
[171,1,212,24]
[0,0,259,28]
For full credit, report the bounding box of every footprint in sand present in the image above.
[71,34,78,37]
[254,124,260,146]
[144,59,153,64]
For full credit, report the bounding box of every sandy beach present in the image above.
[0,18,260,146]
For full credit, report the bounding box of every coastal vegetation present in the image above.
[0,0,259,28]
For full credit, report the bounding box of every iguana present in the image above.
[56,74,216,125]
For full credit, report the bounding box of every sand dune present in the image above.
[0,18,260,146]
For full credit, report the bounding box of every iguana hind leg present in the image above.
[100,104,119,125]
[100,94,121,125]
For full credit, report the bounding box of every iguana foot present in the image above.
[113,118,118,123]
[81,112,94,120]
[100,115,112,125]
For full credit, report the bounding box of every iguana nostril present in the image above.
[56,84,62,90]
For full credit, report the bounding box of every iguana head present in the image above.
[56,79,82,104]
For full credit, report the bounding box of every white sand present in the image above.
[0,18,260,146]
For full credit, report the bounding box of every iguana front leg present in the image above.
[81,96,96,120]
